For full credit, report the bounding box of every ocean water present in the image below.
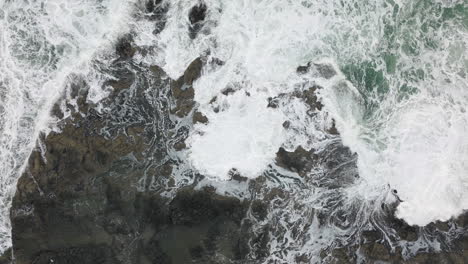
[143,0,468,224]
[1,0,467,261]
[136,0,468,260]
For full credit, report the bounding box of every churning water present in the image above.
[145,0,468,224]
[1,0,467,261]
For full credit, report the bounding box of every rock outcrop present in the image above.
[9,40,263,264]
[7,42,468,264]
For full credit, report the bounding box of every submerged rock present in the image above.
[297,62,337,79]
[144,0,169,34]
[115,35,136,60]
[188,3,207,39]
[189,3,206,25]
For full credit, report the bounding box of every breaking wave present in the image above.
[135,0,468,259]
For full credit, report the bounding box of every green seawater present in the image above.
[339,0,467,133]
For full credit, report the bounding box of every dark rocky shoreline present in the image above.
[3,19,468,264]
[6,37,270,264]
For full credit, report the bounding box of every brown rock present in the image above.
[275,146,316,175]
[193,111,208,124]
[170,58,203,118]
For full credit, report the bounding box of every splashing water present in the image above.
[0,0,467,261]
[323,0,468,226]
[134,0,468,258]
[0,0,136,253]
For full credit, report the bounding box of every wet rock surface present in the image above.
[0,248,12,264]
[8,44,262,264]
[170,57,203,118]
[275,146,316,175]
[7,45,468,264]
